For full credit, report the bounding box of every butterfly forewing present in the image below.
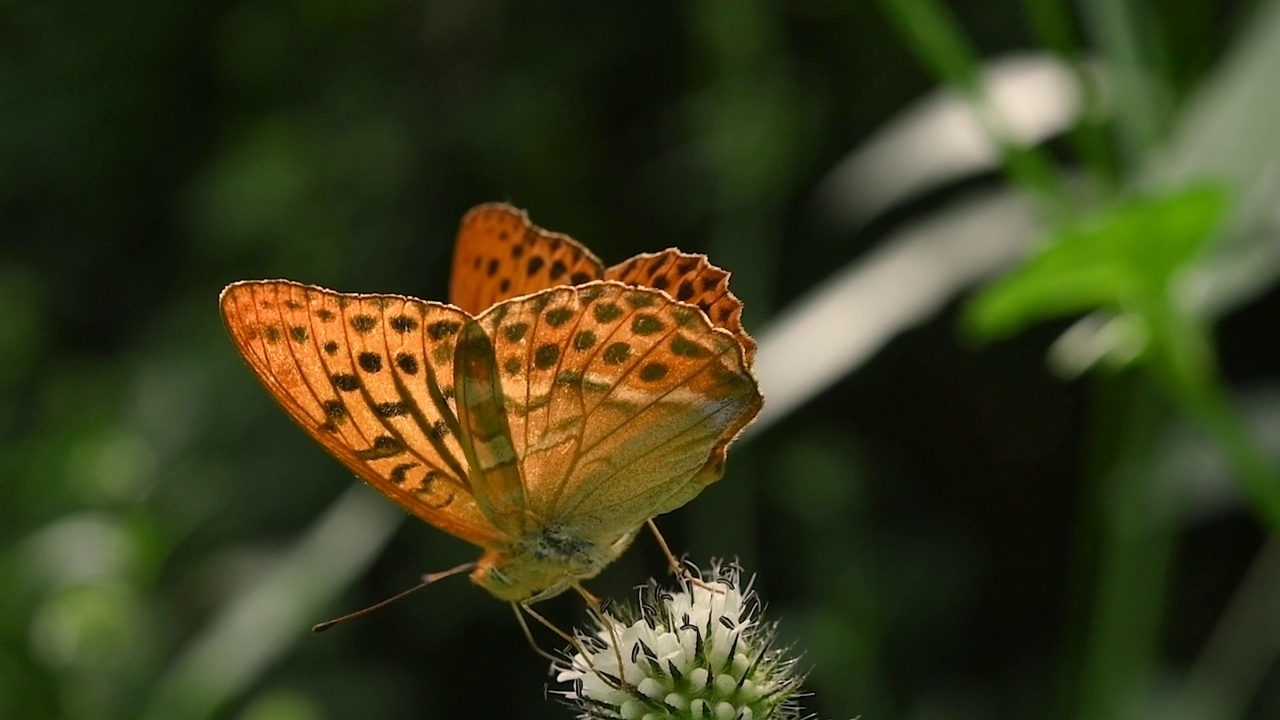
[476,281,762,538]
[450,204,604,315]
[219,280,505,548]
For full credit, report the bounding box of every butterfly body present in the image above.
[471,525,640,601]
[221,205,761,602]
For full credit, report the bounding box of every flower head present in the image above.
[555,563,806,720]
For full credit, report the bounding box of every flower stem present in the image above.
[1071,375,1178,720]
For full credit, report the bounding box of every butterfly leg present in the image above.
[517,598,625,689]
[645,519,723,594]
[511,602,565,664]
[568,579,629,690]
[517,594,578,647]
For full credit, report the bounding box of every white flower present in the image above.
[555,563,805,720]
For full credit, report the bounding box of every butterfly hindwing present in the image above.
[219,280,505,548]
[450,203,605,315]
[475,281,762,539]
[605,250,755,363]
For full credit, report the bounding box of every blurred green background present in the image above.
[5,0,1280,718]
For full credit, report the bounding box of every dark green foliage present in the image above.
[3,2,1278,720]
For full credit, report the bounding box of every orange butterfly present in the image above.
[220,204,761,603]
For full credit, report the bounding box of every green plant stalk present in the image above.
[1072,299,1280,718]
[1073,374,1178,720]
[1019,0,1118,191]
[1078,0,1168,167]
[1145,301,1280,531]
[876,0,1072,220]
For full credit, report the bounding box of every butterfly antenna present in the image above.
[312,561,476,633]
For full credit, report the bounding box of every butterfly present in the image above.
[220,203,762,603]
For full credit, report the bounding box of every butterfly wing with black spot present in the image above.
[605,250,755,363]
[220,280,507,548]
[473,281,762,540]
[449,203,605,315]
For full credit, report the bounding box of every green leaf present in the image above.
[965,184,1228,341]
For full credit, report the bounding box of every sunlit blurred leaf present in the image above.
[965,184,1227,341]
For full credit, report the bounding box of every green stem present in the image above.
[1147,302,1280,532]
[1165,353,1280,532]
[876,0,1072,221]
[1072,375,1179,720]
[1078,0,1168,167]
[1020,0,1119,192]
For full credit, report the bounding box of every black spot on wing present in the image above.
[504,322,529,342]
[395,352,419,374]
[355,435,405,460]
[428,419,450,439]
[639,362,669,382]
[534,343,561,370]
[375,401,410,417]
[545,307,573,327]
[390,315,418,333]
[503,356,522,376]
[390,462,419,485]
[322,399,346,419]
[631,314,664,335]
[332,373,361,391]
[594,303,623,323]
[358,352,383,373]
[602,342,631,365]
[428,320,462,341]
[670,335,712,359]
[624,291,656,309]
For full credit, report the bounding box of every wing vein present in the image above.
[564,311,693,468]
[381,301,470,486]
[560,390,745,522]
[539,290,594,510]
[287,286,371,450]
[337,298,450,481]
